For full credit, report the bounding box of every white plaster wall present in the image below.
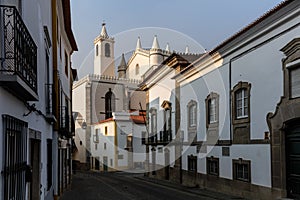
[91,121,116,169]
[127,52,150,80]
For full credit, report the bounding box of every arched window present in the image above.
[135,64,140,75]
[105,88,115,119]
[96,44,99,56]
[105,43,110,57]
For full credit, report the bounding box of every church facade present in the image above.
[72,24,175,171]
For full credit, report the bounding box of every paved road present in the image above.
[60,171,243,200]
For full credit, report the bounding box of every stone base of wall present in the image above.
[147,165,284,199]
[181,170,283,200]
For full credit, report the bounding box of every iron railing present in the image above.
[0,5,37,92]
[45,84,54,115]
[60,106,71,135]
[2,115,28,200]
[159,130,172,143]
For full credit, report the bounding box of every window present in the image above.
[104,143,107,150]
[95,143,98,150]
[141,131,146,145]
[94,129,99,143]
[187,101,197,127]
[205,92,219,126]
[135,64,140,75]
[188,155,197,172]
[161,101,172,143]
[110,159,113,166]
[290,66,300,98]
[65,51,68,77]
[231,82,251,144]
[105,43,110,57]
[80,141,82,145]
[2,115,28,199]
[208,98,217,123]
[105,88,115,119]
[232,82,251,121]
[207,157,219,176]
[105,126,108,135]
[150,108,157,143]
[236,89,248,118]
[47,139,53,190]
[96,44,99,56]
[187,100,197,143]
[233,159,251,182]
[127,135,132,149]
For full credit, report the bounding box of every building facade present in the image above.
[141,0,300,199]
[0,0,77,199]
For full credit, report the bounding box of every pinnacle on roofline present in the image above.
[100,22,109,38]
[151,35,160,49]
[136,36,142,50]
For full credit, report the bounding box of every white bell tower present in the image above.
[94,23,115,76]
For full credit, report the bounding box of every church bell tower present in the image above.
[94,23,115,76]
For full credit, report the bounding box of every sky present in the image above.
[70,0,284,78]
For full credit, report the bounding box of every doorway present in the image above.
[30,139,41,200]
[103,156,108,172]
[286,124,300,199]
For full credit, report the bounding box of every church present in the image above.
[72,23,188,171]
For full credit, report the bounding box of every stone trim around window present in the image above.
[206,156,219,176]
[188,155,197,173]
[231,82,251,125]
[232,158,251,183]
[231,82,251,144]
[187,100,197,143]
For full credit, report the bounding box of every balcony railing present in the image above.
[158,130,172,144]
[45,84,53,114]
[0,5,37,100]
[45,84,56,122]
[60,106,72,137]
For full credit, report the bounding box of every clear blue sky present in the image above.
[70,0,283,76]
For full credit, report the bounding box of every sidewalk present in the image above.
[134,175,245,200]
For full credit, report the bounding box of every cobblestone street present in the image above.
[60,171,243,200]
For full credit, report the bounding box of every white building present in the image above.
[0,0,77,200]
[90,111,146,171]
[168,0,300,199]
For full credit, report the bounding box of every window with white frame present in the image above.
[187,100,197,129]
[208,98,217,123]
[235,88,248,119]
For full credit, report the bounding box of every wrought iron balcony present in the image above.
[158,130,172,144]
[0,6,38,101]
[45,84,56,123]
[146,134,157,145]
[60,106,72,137]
